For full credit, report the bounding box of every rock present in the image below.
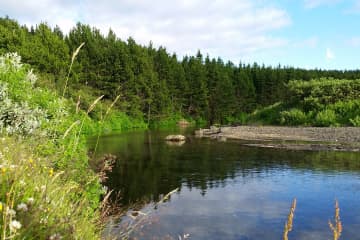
[195,129,204,137]
[166,141,185,146]
[210,125,220,132]
[195,126,221,137]
[177,119,190,127]
[217,136,227,142]
[165,135,186,142]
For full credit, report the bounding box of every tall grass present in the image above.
[282,199,343,240]
[329,200,342,240]
[62,42,85,98]
[0,138,99,239]
[0,49,110,239]
[283,198,296,240]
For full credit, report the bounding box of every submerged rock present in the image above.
[165,134,186,142]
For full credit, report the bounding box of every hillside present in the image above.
[1,17,360,126]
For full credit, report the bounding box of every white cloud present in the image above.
[354,0,360,9]
[0,0,291,62]
[343,0,360,14]
[326,48,335,60]
[293,36,318,48]
[348,37,360,47]
[303,0,342,9]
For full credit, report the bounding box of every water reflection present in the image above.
[89,130,360,240]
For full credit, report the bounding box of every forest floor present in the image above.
[202,126,360,152]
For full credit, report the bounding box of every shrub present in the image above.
[314,109,337,127]
[0,83,46,135]
[248,102,283,125]
[280,109,308,126]
[329,99,360,125]
[350,116,360,127]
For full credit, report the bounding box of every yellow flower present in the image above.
[49,168,54,177]
[0,202,3,212]
[1,167,6,174]
[29,158,33,164]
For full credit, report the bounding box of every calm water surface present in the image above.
[89,129,360,240]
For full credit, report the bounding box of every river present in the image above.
[89,128,360,240]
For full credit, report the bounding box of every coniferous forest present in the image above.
[1,16,360,126]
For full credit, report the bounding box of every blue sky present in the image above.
[0,0,359,69]
[264,0,360,70]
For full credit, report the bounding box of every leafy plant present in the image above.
[315,109,337,127]
[280,109,308,126]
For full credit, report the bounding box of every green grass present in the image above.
[0,51,148,239]
[247,78,360,127]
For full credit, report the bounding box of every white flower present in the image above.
[9,220,21,232]
[41,185,46,191]
[49,233,63,240]
[17,203,28,212]
[6,208,16,217]
[27,197,34,205]
[25,69,37,85]
[19,180,26,186]
[40,217,48,225]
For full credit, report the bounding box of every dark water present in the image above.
[89,129,360,240]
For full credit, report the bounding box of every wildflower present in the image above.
[1,167,6,174]
[41,185,46,191]
[17,203,28,212]
[25,69,37,85]
[40,217,48,225]
[0,202,3,212]
[6,208,16,217]
[9,220,22,232]
[49,168,54,177]
[28,158,33,164]
[19,180,26,186]
[27,197,34,205]
[49,233,63,240]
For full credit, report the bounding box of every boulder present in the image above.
[165,135,186,142]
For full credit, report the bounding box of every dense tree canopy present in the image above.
[1,17,359,124]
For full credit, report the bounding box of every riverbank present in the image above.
[198,126,360,152]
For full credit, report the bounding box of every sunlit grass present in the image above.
[0,137,99,239]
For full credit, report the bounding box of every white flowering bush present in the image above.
[0,83,46,135]
[0,52,72,136]
[0,52,23,73]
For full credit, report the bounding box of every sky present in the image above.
[0,0,359,70]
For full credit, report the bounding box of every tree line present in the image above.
[1,16,359,124]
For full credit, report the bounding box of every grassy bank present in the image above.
[245,78,360,127]
[0,52,147,239]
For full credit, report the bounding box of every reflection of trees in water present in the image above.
[96,131,360,206]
